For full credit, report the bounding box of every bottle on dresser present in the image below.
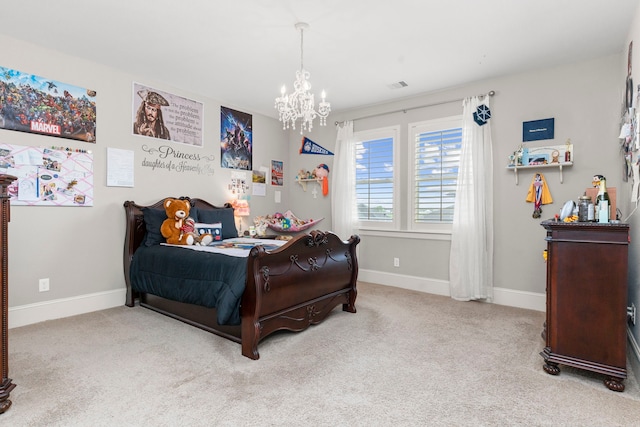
[596,177,610,223]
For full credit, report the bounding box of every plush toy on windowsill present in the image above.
[160,198,213,245]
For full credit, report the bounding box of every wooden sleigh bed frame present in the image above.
[123,197,360,360]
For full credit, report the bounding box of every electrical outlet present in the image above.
[631,303,637,326]
[393,257,400,267]
[39,278,50,292]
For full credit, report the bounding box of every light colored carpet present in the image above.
[3,282,639,426]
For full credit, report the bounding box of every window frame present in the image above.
[408,115,462,233]
[354,125,400,231]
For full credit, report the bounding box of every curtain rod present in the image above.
[334,90,495,126]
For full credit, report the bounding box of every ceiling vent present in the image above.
[388,81,409,90]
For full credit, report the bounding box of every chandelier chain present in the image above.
[300,27,304,71]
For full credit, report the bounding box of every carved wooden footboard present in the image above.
[242,230,359,359]
[123,197,359,360]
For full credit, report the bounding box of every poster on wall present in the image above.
[132,82,203,146]
[0,143,94,206]
[228,170,249,197]
[220,106,252,170]
[271,160,283,186]
[252,168,266,196]
[0,66,96,143]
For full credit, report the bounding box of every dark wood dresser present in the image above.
[0,175,16,413]
[540,220,629,391]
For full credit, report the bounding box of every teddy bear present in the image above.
[160,198,213,246]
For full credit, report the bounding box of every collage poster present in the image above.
[0,66,97,143]
[132,82,203,146]
[0,143,94,206]
[220,106,252,170]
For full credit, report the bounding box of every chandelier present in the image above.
[275,22,330,134]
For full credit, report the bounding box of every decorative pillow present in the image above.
[194,222,223,242]
[142,207,168,246]
[192,207,238,239]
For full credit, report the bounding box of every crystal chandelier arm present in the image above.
[275,22,330,134]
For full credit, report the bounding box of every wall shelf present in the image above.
[296,177,324,192]
[507,162,572,185]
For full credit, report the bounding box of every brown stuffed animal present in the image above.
[160,198,213,245]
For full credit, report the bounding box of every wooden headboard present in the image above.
[122,197,233,306]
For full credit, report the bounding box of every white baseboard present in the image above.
[358,269,546,312]
[359,269,450,297]
[8,272,547,329]
[492,287,546,312]
[8,288,126,329]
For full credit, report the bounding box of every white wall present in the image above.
[286,39,639,383]
[620,0,640,389]
[2,34,289,327]
[298,53,623,312]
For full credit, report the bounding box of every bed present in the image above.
[123,197,360,360]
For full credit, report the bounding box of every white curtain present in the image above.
[331,121,357,240]
[449,96,494,301]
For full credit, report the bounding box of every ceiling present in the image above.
[1,1,637,119]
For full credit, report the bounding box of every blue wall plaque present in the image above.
[523,118,554,142]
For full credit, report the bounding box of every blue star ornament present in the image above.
[473,104,491,126]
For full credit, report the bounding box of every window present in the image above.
[409,116,462,230]
[354,126,399,229]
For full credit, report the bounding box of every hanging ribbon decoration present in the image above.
[526,173,553,218]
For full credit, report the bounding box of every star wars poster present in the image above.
[220,106,252,170]
[0,66,96,143]
[132,82,203,146]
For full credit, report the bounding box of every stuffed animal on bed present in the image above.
[160,198,213,246]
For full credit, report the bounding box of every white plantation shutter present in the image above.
[414,128,462,222]
[354,126,399,229]
[410,116,462,230]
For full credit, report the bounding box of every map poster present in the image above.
[0,66,97,143]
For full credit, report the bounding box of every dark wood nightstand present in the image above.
[540,220,629,392]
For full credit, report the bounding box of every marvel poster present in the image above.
[0,66,96,142]
[220,106,252,170]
